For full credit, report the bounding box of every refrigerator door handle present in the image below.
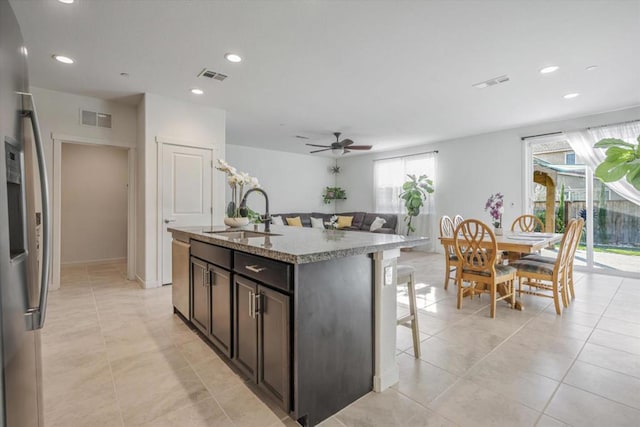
[20,92,51,331]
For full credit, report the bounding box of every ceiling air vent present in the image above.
[198,68,228,81]
[472,75,510,89]
[81,109,112,128]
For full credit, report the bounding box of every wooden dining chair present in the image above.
[511,219,578,314]
[453,219,516,318]
[439,215,458,289]
[453,214,464,229]
[523,218,584,301]
[511,214,544,233]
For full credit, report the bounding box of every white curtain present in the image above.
[373,153,437,250]
[566,120,640,206]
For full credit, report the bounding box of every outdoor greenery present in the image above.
[399,174,434,235]
[556,182,565,233]
[593,135,640,190]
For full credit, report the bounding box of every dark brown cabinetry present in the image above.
[233,272,291,410]
[189,242,233,358]
[190,257,209,334]
[233,247,292,412]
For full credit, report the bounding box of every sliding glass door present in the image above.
[525,138,640,276]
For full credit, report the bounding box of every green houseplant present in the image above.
[593,135,640,191]
[323,186,347,204]
[399,174,434,235]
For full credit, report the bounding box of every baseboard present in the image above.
[61,257,126,266]
[373,364,399,392]
[135,274,161,289]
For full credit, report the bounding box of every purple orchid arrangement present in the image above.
[485,193,504,228]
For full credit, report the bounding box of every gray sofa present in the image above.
[272,211,398,234]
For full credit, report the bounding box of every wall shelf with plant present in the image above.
[323,187,347,204]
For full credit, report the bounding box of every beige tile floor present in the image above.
[44,253,640,427]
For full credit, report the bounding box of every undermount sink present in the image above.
[204,230,281,239]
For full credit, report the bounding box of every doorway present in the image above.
[60,144,128,265]
[52,135,136,290]
[525,137,640,276]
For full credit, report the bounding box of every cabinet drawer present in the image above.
[191,239,231,269]
[234,252,292,293]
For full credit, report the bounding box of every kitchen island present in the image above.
[169,224,428,426]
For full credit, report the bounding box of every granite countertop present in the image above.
[168,224,429,264]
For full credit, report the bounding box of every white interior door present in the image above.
[161,144,212,285]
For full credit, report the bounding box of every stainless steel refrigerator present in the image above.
[1,0,51,425]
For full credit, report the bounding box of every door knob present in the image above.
[164,219,176,224]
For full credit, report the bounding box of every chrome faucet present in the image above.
[239,188,271,232]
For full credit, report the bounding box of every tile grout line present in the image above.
[533,276,627,426]
[90,268,127,427]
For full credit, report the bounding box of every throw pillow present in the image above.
[286,216,303,227]
[369,217,387,232]
[310,217,325,229]
[271,215,283,226]
[336,215,353,229]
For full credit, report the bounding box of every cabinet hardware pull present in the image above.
[245,264,266,273]
[255,293,262,316]
[249,291,255,319]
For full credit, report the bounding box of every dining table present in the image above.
[439,231,564,310]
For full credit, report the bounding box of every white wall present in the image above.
[137,93,225,286]
[338,106,640,251]
[226,145,336,214]
[61,144,128,263]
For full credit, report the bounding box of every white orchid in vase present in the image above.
[216,159,260,218]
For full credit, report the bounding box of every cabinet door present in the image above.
[233,276,258,381]
[258,285,290,411]
[190,257,210,335]
[209,265,232,357]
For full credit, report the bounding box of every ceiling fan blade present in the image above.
[340,139,354,146]
[306,143,331,148]
[310,148,332,153]
[348,145,373,150]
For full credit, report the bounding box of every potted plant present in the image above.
[485,193,504,235]
[399,174,434,235]
[323,186,347,204]
[216,159,260,226]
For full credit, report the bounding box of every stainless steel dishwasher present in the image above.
[172,239,190,319]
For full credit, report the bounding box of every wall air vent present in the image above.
[198,68,228,81]
[81,109,112,128]
[472,75,510,89]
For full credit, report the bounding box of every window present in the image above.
[565,152,576,165]
[373,154,436,213]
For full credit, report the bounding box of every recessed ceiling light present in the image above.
[585,65,598,71]
[224,53,242,63]
[20,46,28,56]
[563,93,580,99]
[52,54,74,64]
[191,88,204,95]
[58,0,75,4]
[539,65,559,74]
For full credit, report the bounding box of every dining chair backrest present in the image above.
[567,217,584,262]
[511,214,544,232]
[440,216,455,255]
[453,215,464,228]
[454,219,499,278]
[553,219,578,277]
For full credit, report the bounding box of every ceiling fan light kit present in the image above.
[306,132,373,155]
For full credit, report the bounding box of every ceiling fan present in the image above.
[306,132,372,155]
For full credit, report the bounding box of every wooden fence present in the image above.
[534,200,640,246]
